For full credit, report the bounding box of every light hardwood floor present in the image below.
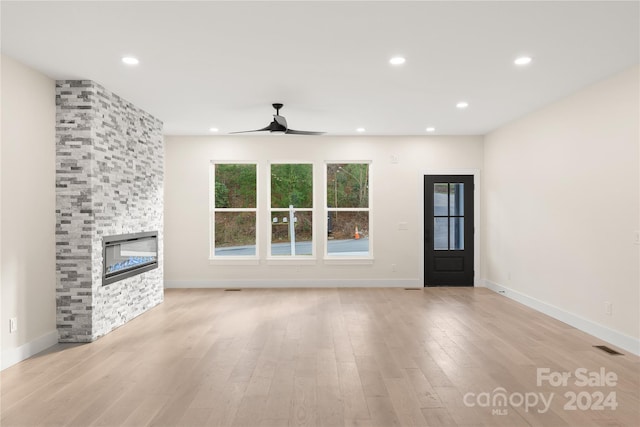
[1,287,638,427]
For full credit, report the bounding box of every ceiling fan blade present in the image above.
[229,125,271,134]
[231,104,324,135]
[274,115,288,129]
[285,129,326,135]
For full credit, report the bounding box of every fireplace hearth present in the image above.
[103,231,158,285]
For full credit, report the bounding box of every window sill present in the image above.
[323,257,374,265]
[265,258,317,266]
[208,258,260,266]
[207,257,374,266]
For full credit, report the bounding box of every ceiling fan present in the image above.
[230,103,325,135]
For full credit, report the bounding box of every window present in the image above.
[211,163,257,257]
[211,161,370,261]
[326,163,370,257]
[269,163,313,257]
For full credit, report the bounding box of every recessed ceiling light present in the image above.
[514,56,532,66]
[121,56,139,65]
[456,102,469,109]
[356,127,366,133]
[426,127,435,132]
[209,127,219,132]
[389,56,406,65]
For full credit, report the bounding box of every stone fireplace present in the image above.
[55,80,164,342]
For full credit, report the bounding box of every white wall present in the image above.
[484,65,640,354]
[164,135,483,287]
[0,55,57,369]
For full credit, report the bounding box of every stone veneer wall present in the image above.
[56,80,164,342]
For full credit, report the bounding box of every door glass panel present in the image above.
[434,217,448,250]
[450,217,464,250]
[450,183,464,216]
[434,184,448,216]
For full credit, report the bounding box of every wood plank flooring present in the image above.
[1,287,638,426]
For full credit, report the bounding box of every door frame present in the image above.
[420,169,481,287]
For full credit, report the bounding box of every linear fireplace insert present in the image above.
[103,231,158,285]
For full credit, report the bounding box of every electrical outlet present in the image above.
[605,302,612,316]
[9,317,17,333]
[391,264,397,272]
[390,154,399,164]
[635,231,640,245]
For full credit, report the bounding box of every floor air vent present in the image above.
[593,345,623,356]
[224,289,242,292]
[404,288,421,290]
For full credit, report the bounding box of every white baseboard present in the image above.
[1,330,58,371]
[165,278,422,288]
[484,280,640,356]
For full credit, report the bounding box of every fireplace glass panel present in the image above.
[103,232,158,285]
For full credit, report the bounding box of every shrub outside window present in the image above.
[326,163,370,257]
[211,163,257,257]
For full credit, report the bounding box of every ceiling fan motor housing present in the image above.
[269,120,287,133]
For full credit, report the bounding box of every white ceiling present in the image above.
[2,1,638,136]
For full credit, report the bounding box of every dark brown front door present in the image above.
[424,175,474,286]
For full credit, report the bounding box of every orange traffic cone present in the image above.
[354,226,360,240]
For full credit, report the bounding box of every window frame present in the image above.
[267,161,315,260]
[324,161,373,262]
[209,161,259,262]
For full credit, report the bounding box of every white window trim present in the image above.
[209,161,259,261]
[267,162,316,261]
[324,161,373,262]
